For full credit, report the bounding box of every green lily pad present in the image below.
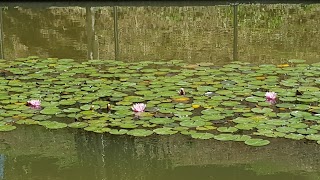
[149,118,174,125]
[214,134,236,141]
[180,120,206,127]
[244,138,270,146]
[68,122,88,128]
[106,129,127,135]
[306,134,320,141]
[217,127,238,133]
[0,125,17,131]
[40,108,61,115]
[296,128,318,135]
[119,123,138,129]
[284,133,305,140]
[191,132,214,139]
[251,107,273,114]
[233,135,252,142]
[127,129,153,137]
[153,127,178,135]
[275,126,296,133]
[42,121,68,129]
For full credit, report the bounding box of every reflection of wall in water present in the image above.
[73,130,173,179]
[2,5,319,65]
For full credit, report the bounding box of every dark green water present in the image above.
[1,126,320,180]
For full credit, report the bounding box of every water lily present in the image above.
[265,92,277,100]
[27,99,41,108]
[132,103,146,112]
[266,99,276,105]
[178,88,186,95]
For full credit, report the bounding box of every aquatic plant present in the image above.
[132,103,146,112]
[1,56,320,147]
[27,99,41,108]
[265,92,277,100]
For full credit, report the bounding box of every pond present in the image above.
[0,2,320,180]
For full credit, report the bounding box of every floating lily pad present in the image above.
[217,127,238,133]
[0,125,17,131]
[244,138,270,146]
[191,132,214,139]
[153,127,178,135]
[214,134,236,141]
[306,134,320,141]
[41,121,68,129]
[180,120,206,127]
[284,133,305,140]
[68,122,88,128]
[127,129,153,137]
[233,135,252,142]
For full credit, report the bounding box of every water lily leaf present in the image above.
[251,107,273,114]
[32,115,52,121]
[291,111,312,118]
[214,134,236,141]
[40,108,61,115]
[296,128,317,135]
[284,133,305,140]
[16,119,39,125]
[245,96,265,103]
[42,121,68,129]
[109,129,128,135]
[217,127,238,133]
[234,123,256,130]
[180,120,205,127]
[119,123,138,129]
[68,122,88,128]
[306,134,320,141]
[244,138,270,146]
[153,127,178,135]
[275,126,296,133]
[288,122,308,129]
[149,118,174,124]
[127,129,153,137]
[63,108,81,113]
[233,135,251,142]
[191,132,214,139]
[0,125,17,131]
[310,125,320,130]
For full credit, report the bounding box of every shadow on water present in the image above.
[1,126,320,180]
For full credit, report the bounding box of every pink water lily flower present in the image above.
[132,103,146,112]
[266,98,277,105]
[265,92,277,100]
[27,99,41,108]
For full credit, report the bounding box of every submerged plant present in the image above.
[132,103,146,112]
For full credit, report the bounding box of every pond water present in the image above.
[0,2,320,180]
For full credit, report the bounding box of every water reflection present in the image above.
[2,126,320,179]
[0,4,319,65]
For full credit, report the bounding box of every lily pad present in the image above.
[244,138,270,146]
[68,122,88,128]
[153,127,178,135]
[127,129,153,137]
[191,132,214,139]
[0,125,17,131]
